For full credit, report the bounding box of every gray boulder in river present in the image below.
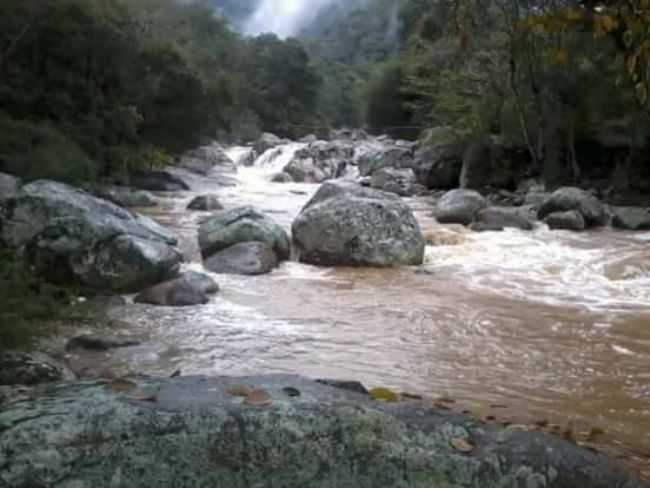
[471,206,535,232]
[198,206,290,260]
[1,180,182,293]
[292,182,425,267]
[434,189,487,225]
[544,210,586,231]
[370,167,423,196]
[179,142,236,175]
[0,374,645,488]
[93,185,158,208]
[204,241,279,275]
[186,194,223,211]
[611,206,650,230]
[134,271,219,306]
[538,187,607,228]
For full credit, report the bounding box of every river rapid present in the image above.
[68,143,650,466]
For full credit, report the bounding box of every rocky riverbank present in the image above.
[2,128,650,486]
[0,374,647,487]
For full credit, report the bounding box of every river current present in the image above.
[67,144,650,466]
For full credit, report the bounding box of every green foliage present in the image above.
[366,61,416,139]
[0,250,70,350]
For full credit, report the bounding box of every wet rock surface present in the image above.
[0,351,75,386]
[134,271,218,306]
[293,184,424,267]
[198,206,290,261]
[0,374,645,488]
[186,194,223,211]
[538,187,607,228]
[204,241,279,275]
[434,189,487,225]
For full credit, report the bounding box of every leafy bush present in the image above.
[0,115,97,184]
[0,250,70,350]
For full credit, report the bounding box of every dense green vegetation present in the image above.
[0,0,321,184]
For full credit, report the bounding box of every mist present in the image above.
[243,0,337,38]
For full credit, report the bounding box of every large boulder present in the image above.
[134,271,219,306]
[544,210,586,231]
[198,206,290,260]
[129,170,190,192]
[204,241,279,275]
[413,127,466,189]
[356,142,414,177]
[186,194,223,211]
[1,181,181,292]
[611,206,650,230]
[292,184,425,267]
[460,136,531,191]
[370,167,422,196]
[0,351,75,386]
[0,374,645,488]
[0,172,21,200]
[284,141,353,183]
[537,187,607,228]
[179,143,236,175]
[471,207,535,232]
[434,189,487,225]
[93,186,158,208]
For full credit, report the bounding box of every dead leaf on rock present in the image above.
[506,424,531,432]
[226,385,253,397]
[400,392,422,400]
[586,426,605,442]
[369,387,399,402]
[282,387,301,397]
[106,378,137,393]
[450,438,474,453]
[243,389,273,407]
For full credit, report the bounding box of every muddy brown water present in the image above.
[65,145,650,471]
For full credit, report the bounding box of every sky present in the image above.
[243,0,337,38]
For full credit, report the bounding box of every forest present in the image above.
[2,0,650,194]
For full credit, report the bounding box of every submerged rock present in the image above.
[544,210,586,231]
[611,206,650,230]
[134,271,218,306]
[370,167,421,196]
[204,241,279,275]
[253,132,287,155]
[198,206,290,260]
[538,187,607,228]
[186,194,223,211]
[0,374,644,488]
[434,189,487,225]
[471,207,535,232]
[0,351,75,386]
[66,335,141,352]
[271,172,294,183]
[292,184,424,267]
[179,143,235,175]
[129,170,190,192]
[95,186,158,208]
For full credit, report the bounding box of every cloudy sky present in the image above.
[243,0,336,38]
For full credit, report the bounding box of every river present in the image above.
[67,143,650,469]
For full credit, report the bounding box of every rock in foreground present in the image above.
[134,271,219,306]
[0,351,75,386]
[292,182,424,267]
[0,374,645,488]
